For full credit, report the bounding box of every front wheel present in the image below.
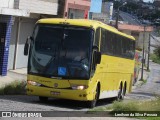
[87,86,99,108]
[87,100,97,108]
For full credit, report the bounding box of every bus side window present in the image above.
[121,38,127,58]
[106,31,114,55]
[95,28,100,47]
[130,40,135,59]
[91,28,101,76]
[100,28,106,54]
[112,33,117,55]
[115,35,122,57]
[91,50,99,77]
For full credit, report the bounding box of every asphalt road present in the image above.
[0,95,116,111]
[126,62,160,100]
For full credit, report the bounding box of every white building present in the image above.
[0,0,59,76]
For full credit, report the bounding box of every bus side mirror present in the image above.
[24,36,32,56]
[96,52,101,64]
[24,42,29,56]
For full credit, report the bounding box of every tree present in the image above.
[154,46,160,57]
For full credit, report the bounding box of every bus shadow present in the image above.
[33,97,116,110]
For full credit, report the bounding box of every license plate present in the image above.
[51,91,60,95]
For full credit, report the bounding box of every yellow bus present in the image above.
[24,18,136,108]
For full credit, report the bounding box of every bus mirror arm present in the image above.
[96,52,101,64]
[24,36,32,56]
[93,45,99,50]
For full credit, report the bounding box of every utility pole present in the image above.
[147,33,151,71]
[115,9,119,29]
[115,2,127,29]
[141,25,146,80]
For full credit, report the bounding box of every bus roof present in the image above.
[38,18,135,40]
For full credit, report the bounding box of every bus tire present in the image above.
[87,85,99,108]
[117,84,124,101]
[39,96,48,102]
[123,83,127,96]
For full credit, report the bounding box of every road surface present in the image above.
[126,62,160,100]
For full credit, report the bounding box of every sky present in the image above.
[143,0,153,3]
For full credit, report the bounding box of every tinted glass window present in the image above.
[100,28,135,59]
[95,28,100,47]
[100,28,106,54]
[29,24,93,79]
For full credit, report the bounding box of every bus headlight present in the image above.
[27,80,41,86]
[71,85,88,90]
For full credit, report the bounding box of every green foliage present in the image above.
[150,53,160,64]
[112,101,139,111]
[0,81,26,95]
[154,47,160,57]
[138,98,160,111]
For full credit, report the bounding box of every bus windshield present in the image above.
[28,24,93,79]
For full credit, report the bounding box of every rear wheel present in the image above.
[117,85,124,101]
[39,96,48,102]
[123,84,126,97]
[87,86,99,108]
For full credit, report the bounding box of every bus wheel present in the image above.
[87,86,99,108]
[39,96,48,102]
[117,86,124,101]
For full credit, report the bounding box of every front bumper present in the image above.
[27,85,94,101]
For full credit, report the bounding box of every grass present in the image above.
[89,97,160,120]
[112,101,139,111]
[0,80,26,95]
[111,98,160,111]
[150,54,160,64]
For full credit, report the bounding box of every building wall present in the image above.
[0,15,13,76]
[122,30,131,35]
[68,8,85,19]
[0,0,14,8]
[137,32,149,51]
[64,0,90,18]
[16,18,37,69]
[8,17,37,70]
[14,0,58,15]
[8,20,17,70]
[0,0,58,17]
